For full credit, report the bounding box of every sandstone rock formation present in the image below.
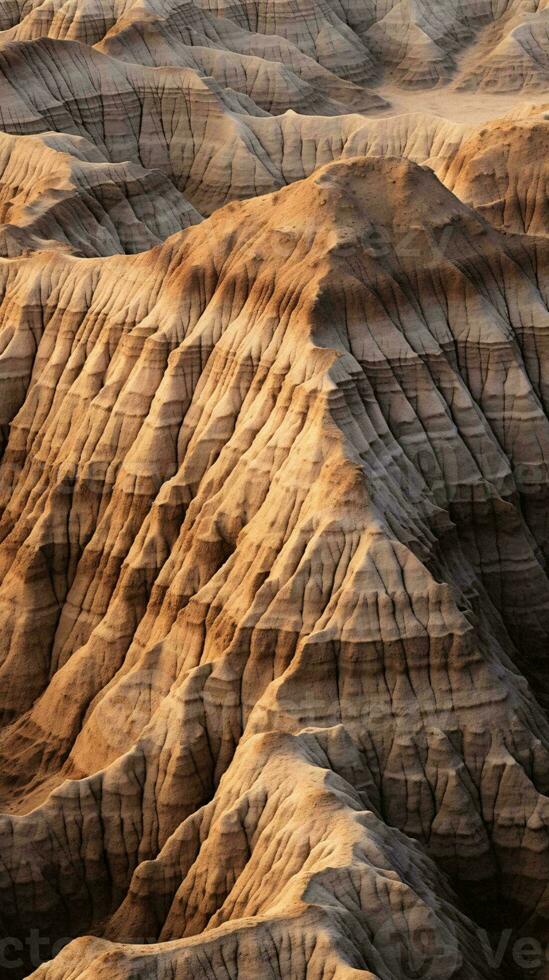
[3,0,548,92]
[0,2,548,980]
[0,130,201,257]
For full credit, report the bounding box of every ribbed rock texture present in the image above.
[0,2,548,980]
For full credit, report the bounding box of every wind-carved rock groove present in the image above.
[0,2,548,979]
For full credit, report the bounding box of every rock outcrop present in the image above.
[0,155,548,979]
[0,2,548,979]
[2,0,548,92]
[0,32,545,242]
[0,130,201,257]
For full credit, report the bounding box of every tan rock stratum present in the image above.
[0,1,548,979]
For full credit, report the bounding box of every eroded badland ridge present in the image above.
[0,2,548,978]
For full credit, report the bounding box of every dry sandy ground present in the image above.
[376,84,548,122]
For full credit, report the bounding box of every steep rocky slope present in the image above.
[0,130,201,257]
[2,0,549,91]
[0,33,546,240]
[0,156,549,979]
[0,1,548,979]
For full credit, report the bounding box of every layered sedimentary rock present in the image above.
[0,130,201,257]
[0,1,549,978]
[0,32,545,234]
[2,0,548,92]
[0,0,385,112]
[456,2,549,92]
[444,105,549,235]
[0,155,548,979]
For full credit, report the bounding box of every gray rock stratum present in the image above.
[0,2,548,980]
[1,0,549,90]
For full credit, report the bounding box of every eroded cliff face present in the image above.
[0,34,546,236]
[0,154,548,979]
[0,1,548,979]
[1,0,548,90]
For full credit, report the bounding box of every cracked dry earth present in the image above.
[0,2,548,980]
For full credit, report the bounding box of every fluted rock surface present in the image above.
[0,1,549,979]
[443,105,549,236]
[2,0,549,95]
[0,130,201,257]
[0,31,545,240]
[0,154,548,979]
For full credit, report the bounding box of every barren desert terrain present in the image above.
[0,1,548,978]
